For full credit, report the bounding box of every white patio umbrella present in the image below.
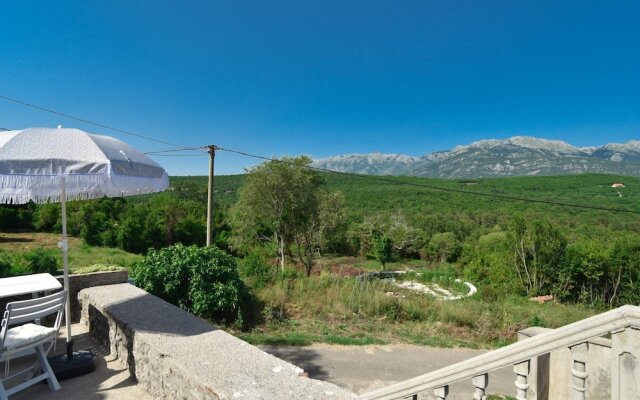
[0,127,169,376]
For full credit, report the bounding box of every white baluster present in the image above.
[514,360,530,400]
[611,327,640,400]
[570,342,588,400]
[434,385,449,400]
[472,373,488,400]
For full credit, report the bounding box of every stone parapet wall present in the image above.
[79,283,357,400]
[59,270,129,321]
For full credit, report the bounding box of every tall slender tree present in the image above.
[230,156,325,274]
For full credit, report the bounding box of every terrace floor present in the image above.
[6,323,151,400]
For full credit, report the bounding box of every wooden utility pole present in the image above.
[206,145,217,246]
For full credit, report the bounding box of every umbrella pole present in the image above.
[50,176,95,380]
[60,176,73,356]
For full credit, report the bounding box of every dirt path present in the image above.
[260,344,514,399]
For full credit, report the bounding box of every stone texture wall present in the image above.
[58,270,129,321]
[79,284,357,400]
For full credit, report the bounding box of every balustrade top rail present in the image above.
[361,305,640,400]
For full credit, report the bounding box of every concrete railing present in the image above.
[79,283,357,400]
[517,326,612,399]
[361,305,640,400]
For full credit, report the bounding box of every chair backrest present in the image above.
[0,290,67,352]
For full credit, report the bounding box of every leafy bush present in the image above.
[240,252,273,288]
[371,232,393,269]
[32,203,61,231]
[427,232,461,262]
[132,244,250,325]
[73,264,125,274]
[0,257,11,278]
[24,249,59,274]
[0,204,35,230]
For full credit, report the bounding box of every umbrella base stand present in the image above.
[48,341,96,381]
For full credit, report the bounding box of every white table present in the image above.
[0,273,62,298]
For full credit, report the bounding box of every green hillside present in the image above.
[177,173,640,233]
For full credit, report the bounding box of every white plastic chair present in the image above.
[0,290,67,400]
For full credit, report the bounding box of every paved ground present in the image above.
[6,324,151,400]
[4,322,515,399]
[261,344,515,399]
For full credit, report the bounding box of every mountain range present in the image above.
[311,136,640,178]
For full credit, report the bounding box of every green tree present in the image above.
[317,191,349,255]
[32,203,61,231]
[229,156,325,274]
[463,230,520,298]
[608,235,640,306]
[354,212,425,259]
[428,232,461,262]
[372,231,393,269]
[0,203,35,230]
[509,216,567,295]
[385,212,425,257]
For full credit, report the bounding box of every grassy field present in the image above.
[0,231,141,273]
[0,232,596,349]
[235,264,595,349]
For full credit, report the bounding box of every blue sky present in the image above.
[1,1,638,175]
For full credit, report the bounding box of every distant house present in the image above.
[612,183,625,188]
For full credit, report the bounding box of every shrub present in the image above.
[427,232,461,262]
[132,244,250,325]
[240,252,273,288]
[24,249,59,275]
[371,232,393,269]
[73,264,125,274]
[32,203,60,231]
[0,258,11,278]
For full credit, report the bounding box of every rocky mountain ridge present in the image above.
[312,136,640,178]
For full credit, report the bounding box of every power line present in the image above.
[146,153,208,157]
[217,146,640,215]
[0,94,205,151]
[144,146,206,155]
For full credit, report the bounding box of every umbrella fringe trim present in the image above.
[0,173,169,204]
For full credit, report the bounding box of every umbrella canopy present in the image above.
[0,127,168,204]
[0,127,169,362]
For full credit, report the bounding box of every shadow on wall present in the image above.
[259,346,332,382]
[96,291,218,337]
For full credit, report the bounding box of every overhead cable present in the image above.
[146,153,209,157]
[144,146,206,155]
[0,94,205,151]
